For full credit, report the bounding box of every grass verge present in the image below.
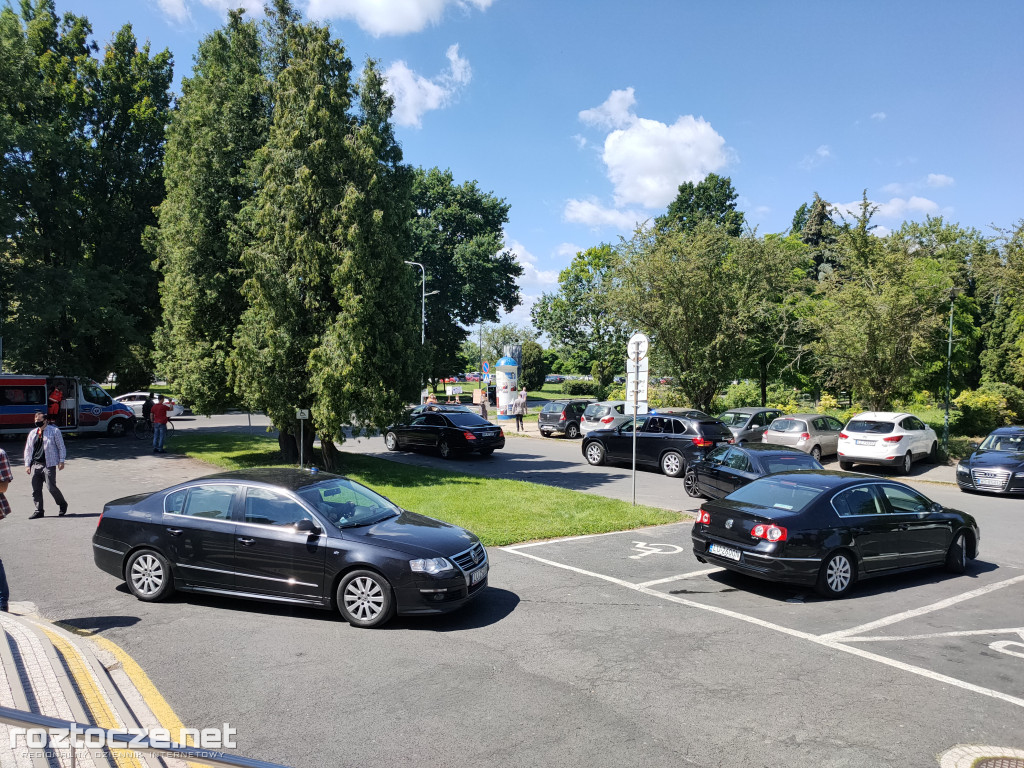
[169,433,681,546]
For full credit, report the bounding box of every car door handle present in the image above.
[166,528,183,536]
[237,537,256,546]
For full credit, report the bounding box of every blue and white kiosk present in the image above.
[494,356,518,421]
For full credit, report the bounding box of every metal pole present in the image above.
[631,339,638,507]
[404,261,427,401]
[943,295,955,449]
[299,417,304,468]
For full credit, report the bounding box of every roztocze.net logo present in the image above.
[10,724,237,751]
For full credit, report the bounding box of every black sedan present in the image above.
[691,471,980,598]
[683,444,823,499]
[93,468,489,628]
[384,405,504,458]
[955,426,1024,494]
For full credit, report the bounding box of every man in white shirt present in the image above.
[23,413,67,519]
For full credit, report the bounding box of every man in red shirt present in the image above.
[150,395,172,454]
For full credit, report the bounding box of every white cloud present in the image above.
[157,0,191,22]
[799,144,831,170]
[197,0,263,15]
[556,242,580,258]
[572,134,587,150]
[308,0,494,36]
[871,112,887,121]
[384,44,471,128]
[578,88,637,130]
[563,198,647,230]
[834,196,940,221]
[927,173,955,187]
[507,239,559,288]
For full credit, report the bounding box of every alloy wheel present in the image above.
[825,554,852,594]
[130,554,164,597]
[343,576,385,623]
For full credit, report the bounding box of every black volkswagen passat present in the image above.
[955,426,1024,494]
[384,405,504,458]
[691,471,980,598]
[683,443,823,499]
[93,468,489,628]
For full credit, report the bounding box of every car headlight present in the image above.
[1015,471,1024,478]
[409,557,453,574]
[957,464,969,474]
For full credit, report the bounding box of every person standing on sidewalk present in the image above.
[513,387,528,432]
[150,395,172,454]
[0,445,12,610]
[23,413,67,519]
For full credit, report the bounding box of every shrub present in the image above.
[953,389,1013,436]
[818,393,840,410]
[979,381,1024,422]
[719,381,760,410]
[562,380,598,397]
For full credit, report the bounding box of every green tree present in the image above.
[410,167,522,381]
[800,193,843,278]
[656,173,745,237]
[151,9,269,414]
[480,323,537,363]
[519,340,547,390]
[532,244,631,386]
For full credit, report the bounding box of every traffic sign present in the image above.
[482,360,490,374]
[627,332,650,362]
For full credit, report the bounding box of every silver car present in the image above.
[718,407,786,444]
[580,400,629,435]
[762,413,844,462]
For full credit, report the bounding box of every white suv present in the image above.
[837,412,938,474]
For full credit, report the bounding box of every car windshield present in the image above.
[446,412,490,426]
[979,433,1024,452]
[769,419,805,433]
[541,402,563,413]
[846,420,895,434]
[298,478,400,529]
[718,411,751,426]
[760,454,822,473]
[725,476,825,513]
[584,404,608,418]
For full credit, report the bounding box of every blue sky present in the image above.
[65,0,1024,327]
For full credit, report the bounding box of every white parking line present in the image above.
[503,524,690,551]
[636,568,722,587]
[501,549,1024,710]
[842,627,1024,643]
[820,572,1024,641]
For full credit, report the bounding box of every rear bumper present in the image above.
[92,536,127,579]
[691,532,821,586]
[837,452,905,467]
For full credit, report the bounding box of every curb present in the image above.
[939,744,1024,767]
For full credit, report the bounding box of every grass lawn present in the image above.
[169,433,680,546]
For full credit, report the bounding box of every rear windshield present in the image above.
[698,422,734,439]
[760,454,822,473]
[846,420,895,434]
[584,404,609,418]
[769,419,805,433]
[718,411,751,426]
[725,476,825,513]
[446,412,490,426]
[541,402,563,413]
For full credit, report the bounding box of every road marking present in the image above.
[630,541,684,559]
[843,627,1024,643]
[503,524,690,551]
[990,633,1024,660]
[636,568,722,587]
[502,550,1024,710]
[820,572,1024,641]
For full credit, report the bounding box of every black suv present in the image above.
[580,411,734,477]
[538,400,588,438]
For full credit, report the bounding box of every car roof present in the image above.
[720,406,780,414]
[778,413,829,420]
[759,469,910,490]
[848,412,910,421]
[589,400,625,407]
[737,443,807,454]
[192,467,348,491]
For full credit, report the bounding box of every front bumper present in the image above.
[394,563,489,616]
[691,532,821,586]
[956,468,1024,494]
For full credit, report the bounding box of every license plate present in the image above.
[976,477,1003,486]
[470,565,488,585]
[855,439,874,446]
[483,431,497,437]
[708,543,741,562]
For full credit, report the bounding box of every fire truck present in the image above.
[0,374,134,436]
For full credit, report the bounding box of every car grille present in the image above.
[971,468,1010,490]
[451,542,487,572]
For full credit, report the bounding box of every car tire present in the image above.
[660,451,685,478]
[565,423,580,439]
[107,418,128,438]
[839,460,854,471]
[438,439,452,459]
[479,448,494,457]
[584,442,606,466]
[125,550,175,602]
[899,451,913,475]
[683,469,702,498]
[816,550,856,598]
[384,431,400,451]
[810,445,822,463]
[337,570,395,628]
[928,441,938,462]
[945,532,968,574]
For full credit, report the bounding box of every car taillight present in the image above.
[601,415,614,424]
[693,437,713,448]
[559,413,566,421]
[97,511,103,528]
[882,435,903,443]
[696,509,711,525]
[463,431,477,440]
[839,432,848,439]
[750,523,787,542]
[799,432,810,442]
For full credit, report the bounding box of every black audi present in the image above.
[955,426,1024,494]
[385,405,504,458]
[683,443,823,499]
[692,471,980,598]
[93,468,489,628]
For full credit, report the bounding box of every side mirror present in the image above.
[295,518,321,535]
[930,502,943,515]
[969,442,980,452]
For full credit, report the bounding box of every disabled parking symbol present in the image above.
[989,632,1024,660]
[630,541,684,559]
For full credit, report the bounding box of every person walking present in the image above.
[150,395,172,454]
[23,412,67,519]
[513,387,528,432]
[0,444,12,610]
[141,392,156,425]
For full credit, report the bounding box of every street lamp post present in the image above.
[942,288,960,449]
[404,261,438,402]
